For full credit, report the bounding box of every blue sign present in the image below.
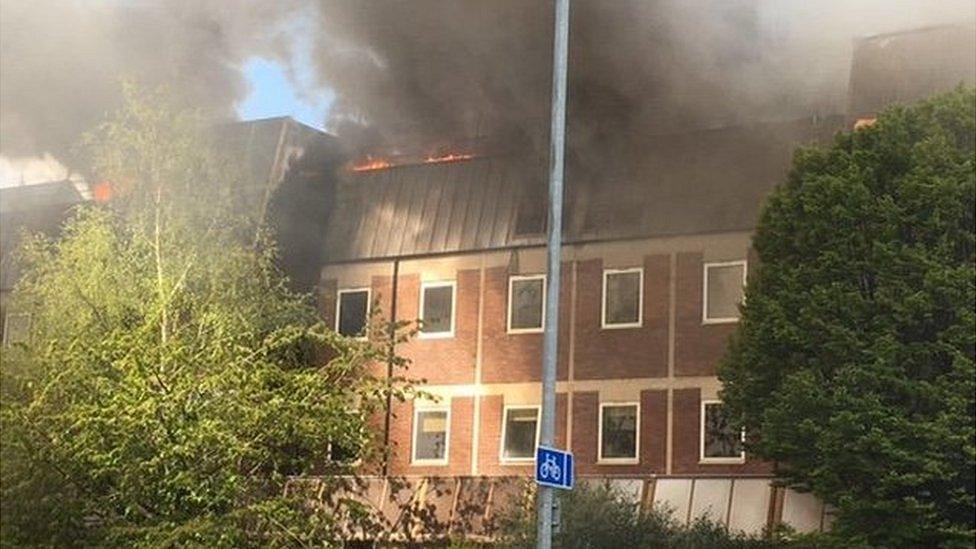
[535,446,574,490]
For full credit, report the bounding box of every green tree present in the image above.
[719,88,975,547]
[0,84,412,547]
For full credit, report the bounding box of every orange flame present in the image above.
[91,181,114,203]
[424,152,475,164]
[349,156,393,172]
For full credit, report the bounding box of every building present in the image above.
[316,116,844,535]
[0,179,85,345]
[313,22,976,536]
[0,117,337,343]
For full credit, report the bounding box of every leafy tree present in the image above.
[0,83,413,547]
[719,88,975,547]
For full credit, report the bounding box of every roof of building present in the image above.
[1,180,86,290]
[322,115,845,263]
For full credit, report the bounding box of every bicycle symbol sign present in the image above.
[535,446,574,490]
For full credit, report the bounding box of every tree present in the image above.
[719,88,975,547]
[0,83,412,547]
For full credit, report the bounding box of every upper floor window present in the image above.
[336,288,370,338]
[412,407,450,465]
[599,402,639,463]
[419,281,456,338]
[501,406,540,462]
[602,268,643,329]
[2,312,30,346]
[700,400,745,464]
[508,275,546,333]
[703,260,747,324]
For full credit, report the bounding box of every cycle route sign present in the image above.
[535,445,574,490]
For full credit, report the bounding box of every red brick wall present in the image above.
[482,264,571,383]
[674,252,737,377]
[477,393,567,476]
[574,256,669,380]
[671,388,772,475]
[391,271,479,385]
[640,389,668,473]
[386,396,474,476]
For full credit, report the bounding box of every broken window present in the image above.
[599,403,639,461]
[336,289,370,337]
[420,281,455,337]
[412,408,449,464]
[703,261,746,323]
[602,268,642,328]
[508,275,545,332]
[701,401,745,462]
[2,312,30,346]
[502,406,539,461]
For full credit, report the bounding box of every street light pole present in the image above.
[537,0,570,547]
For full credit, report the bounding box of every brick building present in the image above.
[316,116,845,533]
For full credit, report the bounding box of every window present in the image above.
[599,403,639,462]
[2,312,30,346]
[419,281,455,338]
[508,275,545,333]
[703,260,747,324]
[412,407,450,465]
[602,268,643,328]
[501,406,540,462]
[700,401,745,463]
[336,288,370,338]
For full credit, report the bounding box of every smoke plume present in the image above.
[0,0,306,182]
[310,0,975,156]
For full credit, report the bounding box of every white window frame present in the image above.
[699,399,746,464]
[597,401,641,464]
[335,287,371,340]
[601,267,644,329]
[702,260,748,325]
[411,405,451,466]
[499,405,541,464]
[2,312,31,346]
[507,274,546,334]
[418,280,457,339]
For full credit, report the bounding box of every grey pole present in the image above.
[537,0,570,547]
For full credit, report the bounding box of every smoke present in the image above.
[1,0,973,181]
[0,0,307,181]
[309,0,975,156]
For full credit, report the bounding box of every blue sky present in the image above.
[236,57,334,130]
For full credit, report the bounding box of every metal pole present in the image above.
[537,0,570,547]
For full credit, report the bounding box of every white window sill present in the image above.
[701,317,740,326]
[597,458,639,465]
[601,321,643,330]
[417,332,455,340]
[411,460,449,466]
[699,457,746,465]
[507,327,544,335]
[499,458,535,465]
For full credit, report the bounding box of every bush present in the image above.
[496,482,784,549]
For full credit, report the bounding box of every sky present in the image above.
[236,57,334,130]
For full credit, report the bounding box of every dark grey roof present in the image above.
[324,156,546,262]
[1,180,85,290]
[322,116,844,263]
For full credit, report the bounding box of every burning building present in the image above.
[308,21,975,537]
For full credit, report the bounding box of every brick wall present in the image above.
[674,252,737,377]
[671,388,772,475]
[574,256,668,380]
[481,264,571,383]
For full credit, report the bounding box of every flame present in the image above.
[91,181,114,203]
[348,151,477,173]
[349,156,393,172]
[424,152,475,164]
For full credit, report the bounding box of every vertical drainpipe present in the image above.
[382,258,400,476]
